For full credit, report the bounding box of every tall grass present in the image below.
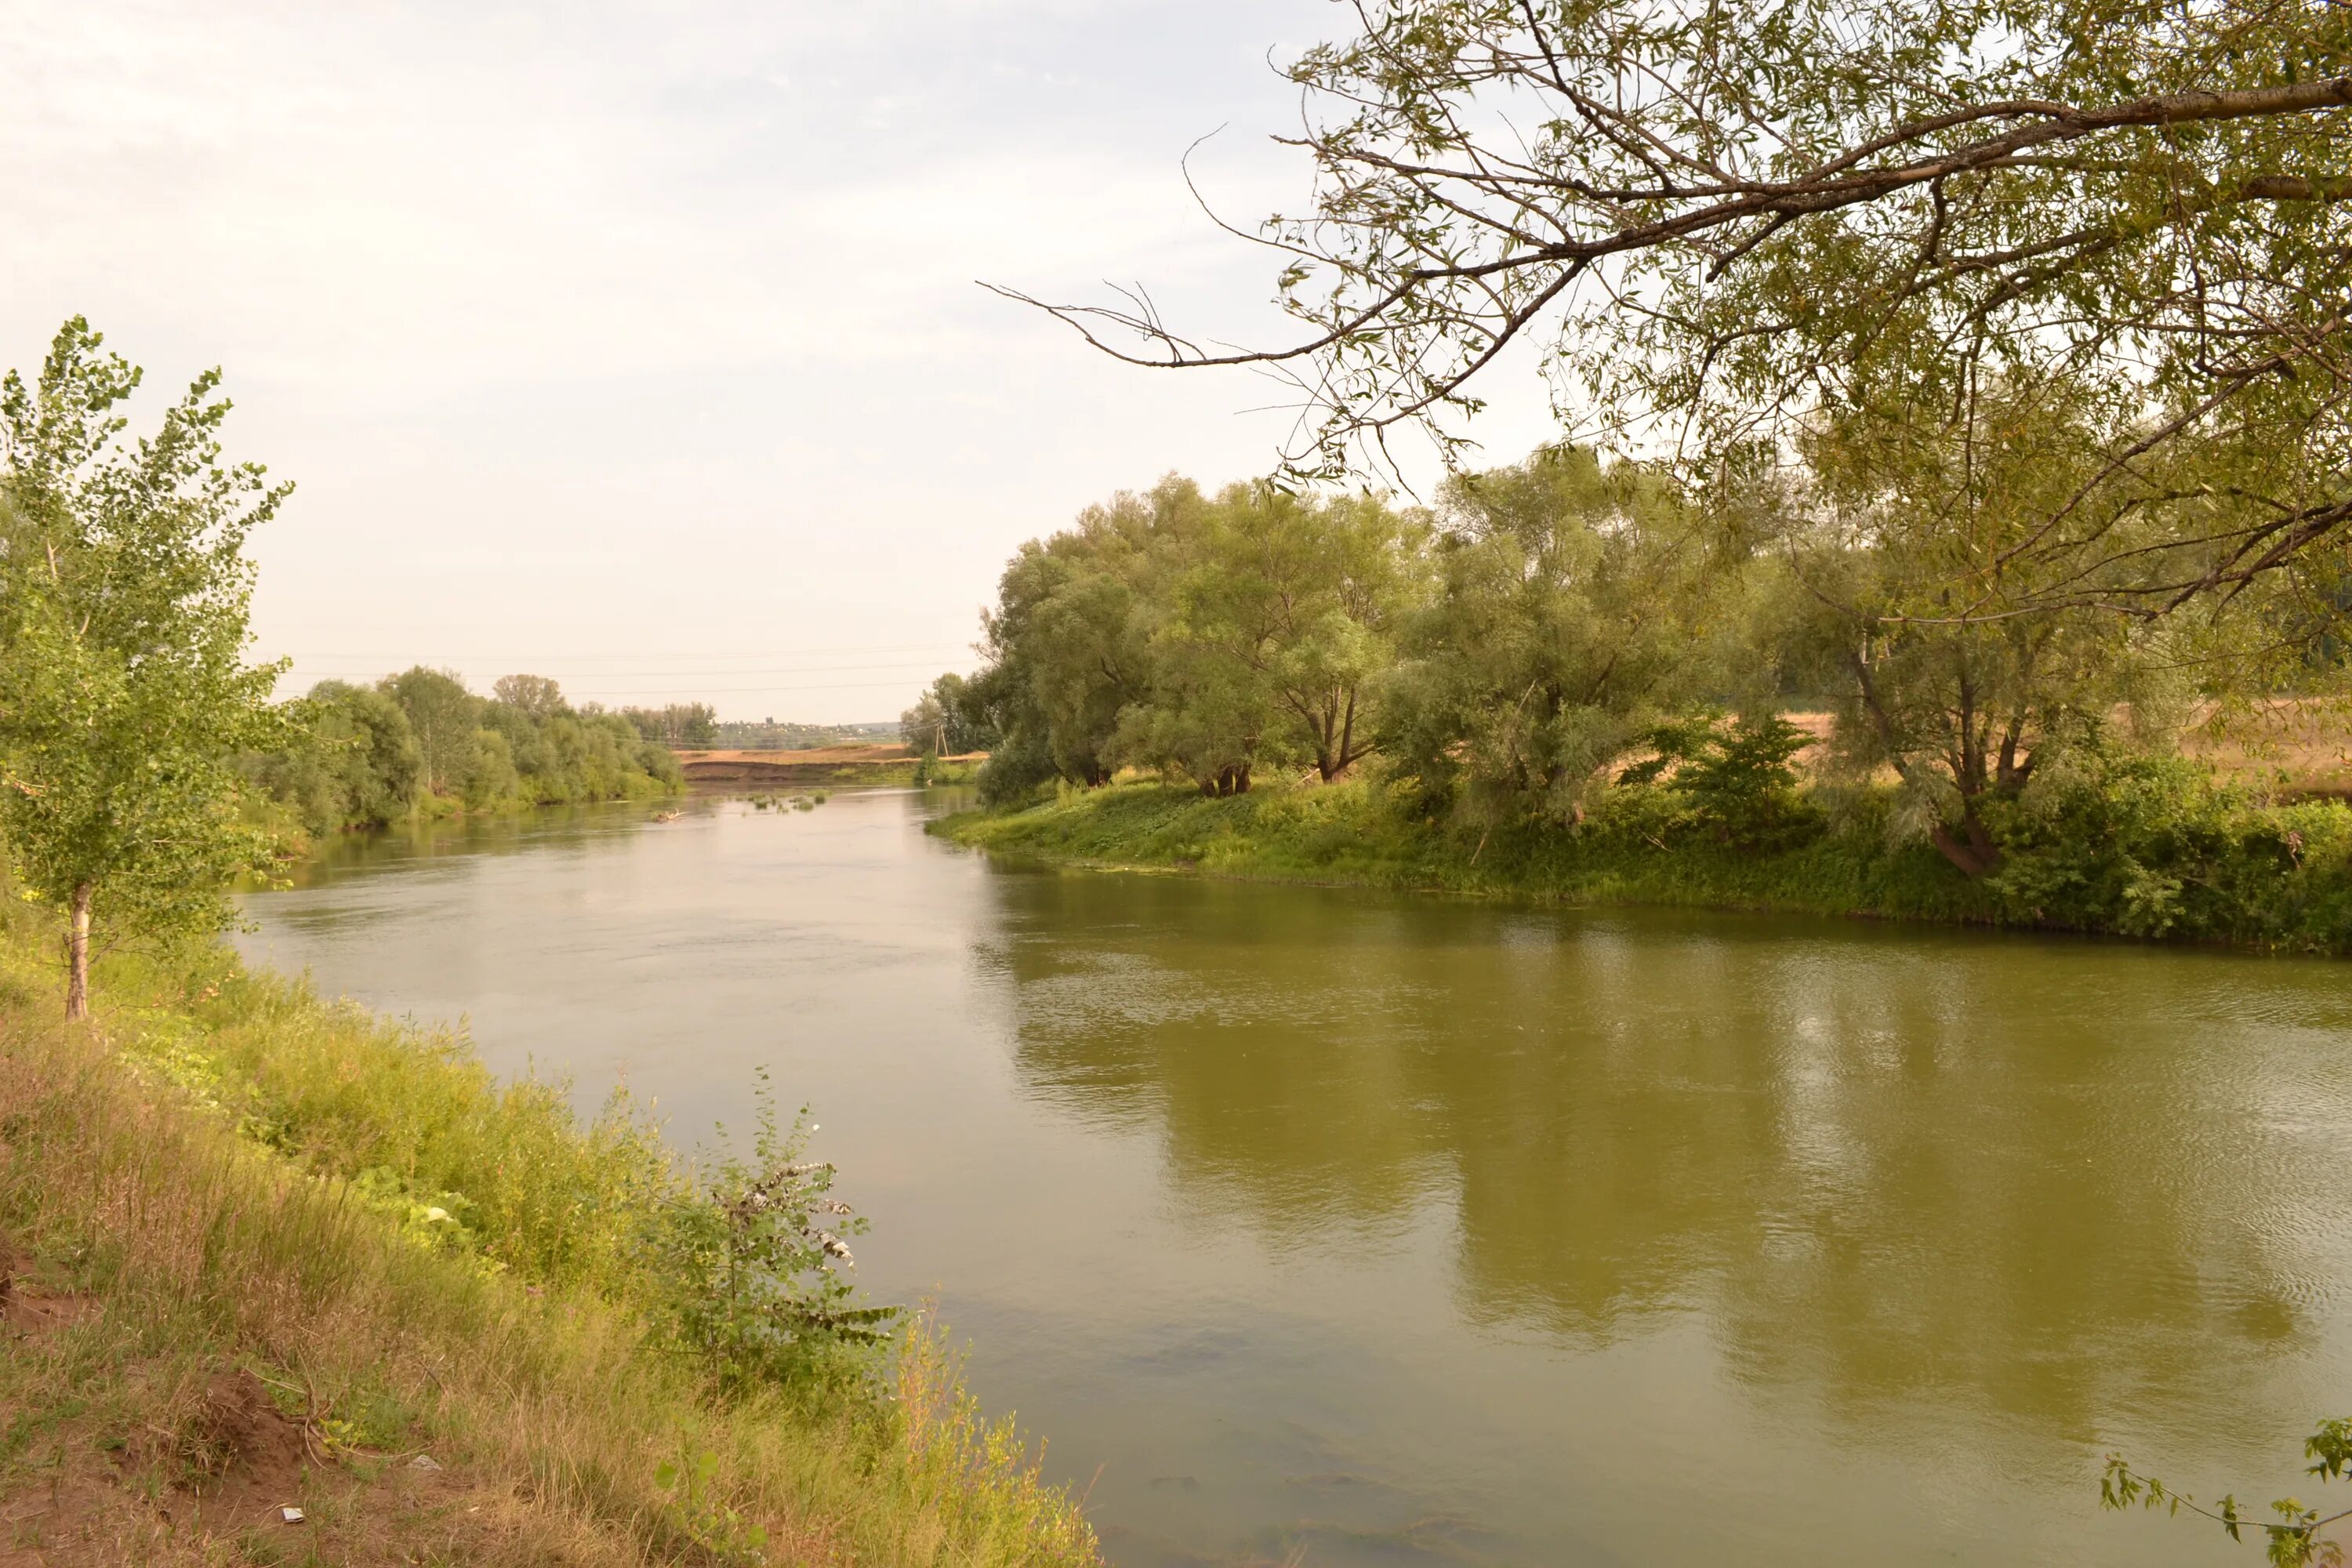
[0,916,1102,1566]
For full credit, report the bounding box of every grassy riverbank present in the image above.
[0,911,1098,1566]
[937,760,2352,951]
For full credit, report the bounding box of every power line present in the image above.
[278,659,971,679]
[274,674,941,697]
[257,642,978,662]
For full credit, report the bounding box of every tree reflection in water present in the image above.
[982,869,2347,1455]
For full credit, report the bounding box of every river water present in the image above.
[237,788,2352,1567]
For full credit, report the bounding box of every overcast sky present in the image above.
[1,2,1557,721]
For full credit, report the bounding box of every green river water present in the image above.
[237,788,2352,1567]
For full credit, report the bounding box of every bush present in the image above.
[1617,710,1823,849]
[1986,749,2352,946]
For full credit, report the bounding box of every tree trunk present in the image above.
[65,881,92,1022]
[1320,690,1359,782]
[1928,803,2002,878]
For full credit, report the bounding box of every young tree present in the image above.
[0,318,291,1018]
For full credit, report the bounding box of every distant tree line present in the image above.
[924,426,2319,879]
[717,720,897,751]
[621,702,718,749]
[245,669,681,837]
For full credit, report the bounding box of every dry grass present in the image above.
[0,924,1100,1567]
[1773,699,2352,797]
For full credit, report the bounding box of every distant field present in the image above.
[1774,702,2352,796]
[674,745,985,784]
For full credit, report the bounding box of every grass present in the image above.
[0,913,1100,1566]
[935,765,2352,952]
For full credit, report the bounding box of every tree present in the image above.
[621,702,717,748]
[901,674,995,758]
[1381,448,1708,825]
[1762,369,2201,876]
[1004,0,2352,612]
[380,666,480,795]
[493,673,568,720]
[1128,485,1429,786]
[245,681,422,835]
[2104,1417,2352,1566]
[0,318,290,1018]
[899,690,949,757]
[975,481,1178,794]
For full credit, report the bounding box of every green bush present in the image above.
[1985,750,2352,947]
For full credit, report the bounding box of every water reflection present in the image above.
[982,867,2352,1457]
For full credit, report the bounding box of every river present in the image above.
[236,787,2352,1567]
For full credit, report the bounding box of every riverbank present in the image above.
[935,761,2352,951]
[0,910,1098,1565]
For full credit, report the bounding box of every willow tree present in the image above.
[0,319,290,1018]
[1120,485,1430,790]
[1766,371,2193,874]
[1000,0,2351,615]
[1381,447,1708,826]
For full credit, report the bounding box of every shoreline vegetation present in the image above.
[240,670,688,852]
[0,906,1102,1565]
[895,448,2352,961]
[936,758,2352,953]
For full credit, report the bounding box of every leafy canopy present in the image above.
[0,317,290,971]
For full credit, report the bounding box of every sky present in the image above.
[0,2,1559,721]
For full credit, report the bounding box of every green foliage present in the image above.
[243,681,422,834]
[1621,712,1822,850]
[1381,447,1704,826]
[103,951,900,1395]
[944,419,2333,897]
[0,924,1103,1566]
[711,719,898,750]
[648,1076,896,1393]
[1984,749,2352,946]
[1086,0,2352,629]
[2103,1417,2352,1566]
[0,318,292,1013]
[938,475,1433,802]
[941,766,2352,952]
[379,666,478,795]
[655,1445,771,1564]
[902,673,996,757]
[621,701,718,748]
[242,669,681,834]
